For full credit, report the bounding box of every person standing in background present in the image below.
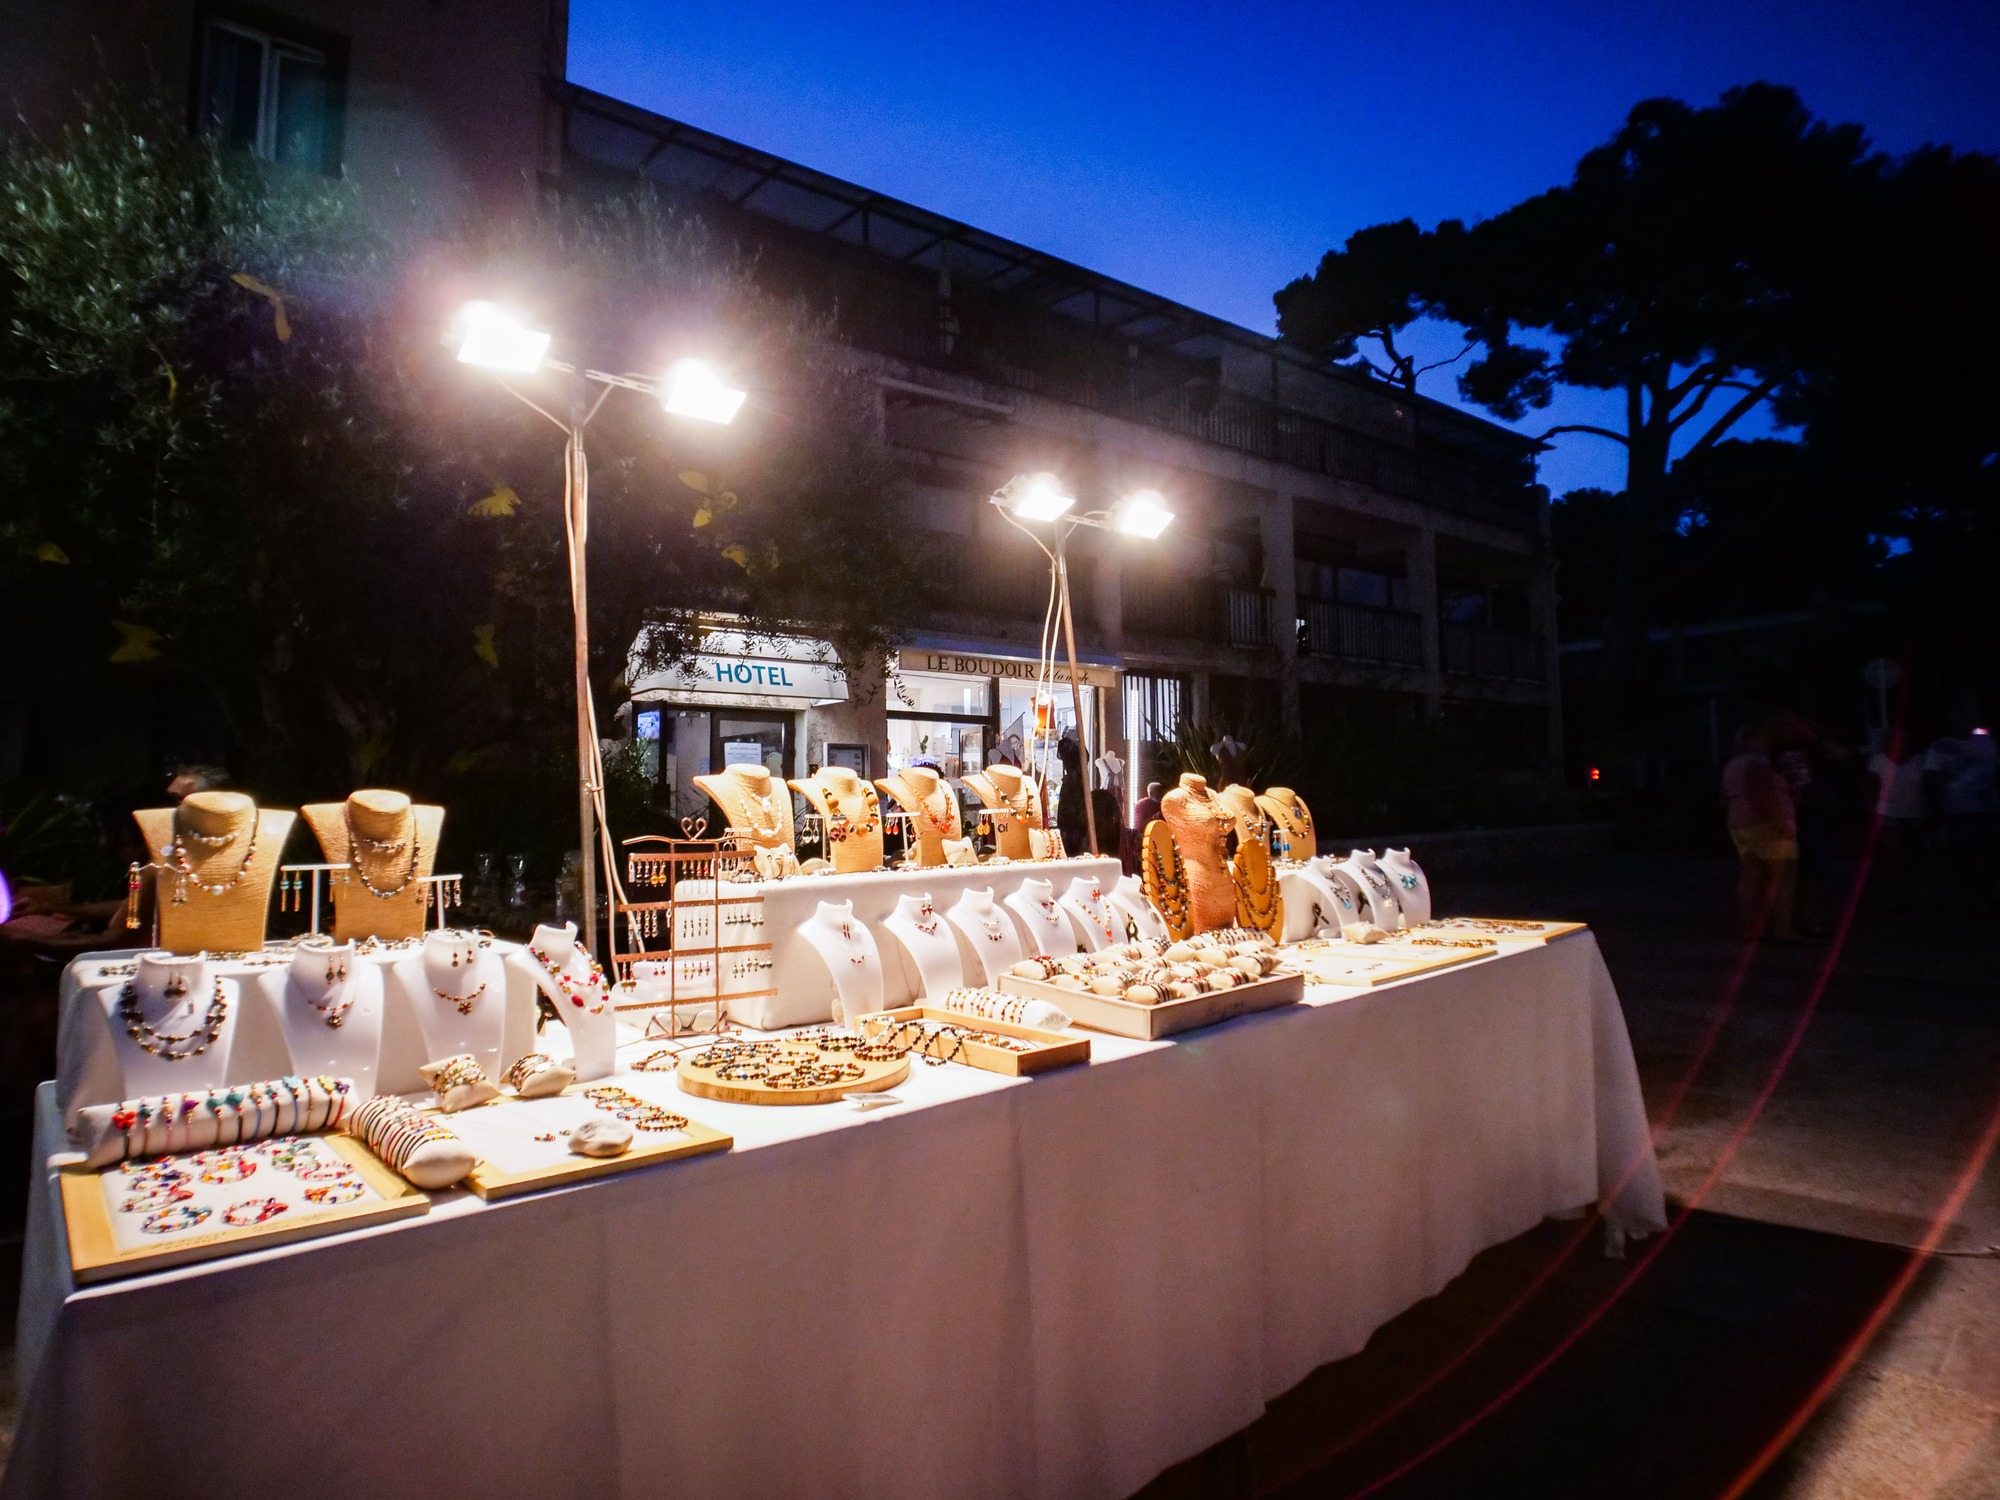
[1868,731,1930,911]
[1924,713,1998,902]
[1134,782,1164,831]
[1722,725,1801,942]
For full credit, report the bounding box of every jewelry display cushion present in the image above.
[851,1006,1088,1077]
[70,1075,356,1170]
[675,1038,909,1107]
[996,968,1302,1040]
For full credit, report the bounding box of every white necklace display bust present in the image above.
[395,929,511,1084]
[507,921,617,1081]
[261,938,385,1099]
[878,892,965,1000]
[1002,876,1077,958]
[944,886,1027,984]
[1108,874,1168,944]
[97,952,243,1104]
[795,899,885,1024]
[1377,848,1432,925]
[1057,876,1119,952]
[1336,850,1404,930]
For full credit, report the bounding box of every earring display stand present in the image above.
[617,831,764,1039]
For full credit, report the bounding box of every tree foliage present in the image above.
[0,92,919,849]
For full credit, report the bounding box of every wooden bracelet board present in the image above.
[676,1050,909,1106]
[61,1131,427,1285]
[438,1089,733,1202]
[996,969,1302,1040]
[1409,918,1588,942]
[852,1006,1090,1076]
[1280,940,1487,987]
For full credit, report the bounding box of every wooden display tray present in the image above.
[1413,918,1587,942]
[441,1090,734,1201]
[60,1133,428,1286]
[1280,939,1485,987]
[677,1050,910,1106]
[997,969,1303,1040]
[852,1006,1090,1076]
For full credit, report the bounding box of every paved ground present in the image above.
[2,848,1994,1495]
[1138,849,2000,1498]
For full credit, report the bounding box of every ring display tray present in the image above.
[442,1089,733,1202]
[996,969,1303,1041]
[852,1006,1090,1076]
[1280,940,1485,987]
[60,1132,427,1285]
[1409,918,1587,942]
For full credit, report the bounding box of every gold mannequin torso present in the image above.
[1159,774,1236,933]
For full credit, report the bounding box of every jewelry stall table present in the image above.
[8,934,1663,1500]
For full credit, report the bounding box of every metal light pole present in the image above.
[990,475,1174,859]
[448,304,744,954]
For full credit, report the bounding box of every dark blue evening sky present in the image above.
[570,1,2000,497]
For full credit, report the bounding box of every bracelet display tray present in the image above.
[996,969,1303,1041]
[60,1132,426,1285]
[1280,940,1485,987]
[1412,918,1588,942]
[439,1090,734,1202]
[677,1050,910,1106]
[852,1007,1090,1076]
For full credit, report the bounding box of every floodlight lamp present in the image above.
[1114,489,1175,539]
[448,301,550,373]
[997,472,1075,523]
[662,359,747,424]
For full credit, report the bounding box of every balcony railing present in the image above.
[1300,601,1424,668]
[1442,624,1544,682]
[1124,582,1275,648]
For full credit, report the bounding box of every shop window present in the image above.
[196,15,345,173]
[891,670,992,718]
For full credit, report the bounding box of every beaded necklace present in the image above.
[345,809,421,899]
[163,811,259,902]
[529,944,609,1014]
[824,784,881,843]
[296,954,357,1029]
[119,979,229,1061]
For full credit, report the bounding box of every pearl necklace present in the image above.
[346,809,421,899]
[119,979,228,1060]
[163,812,259,902]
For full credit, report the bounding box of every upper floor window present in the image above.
[196,15,344,173]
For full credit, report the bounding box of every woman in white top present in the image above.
[1868,737,1929,912]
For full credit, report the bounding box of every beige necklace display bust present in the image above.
[962,764,1041,861]
[301,790,444,942]
[1254,786,1316,860]
[132,792,295,955]
[788,767,884,874]
[1215,783,1270,846]
[875,766,961,868]
[1160,773,1237,934]
[697,764,801,879]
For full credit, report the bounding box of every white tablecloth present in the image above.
[7,934,1663,1500]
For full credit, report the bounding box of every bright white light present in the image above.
[1114,489,1175,538]
[448,301,550,373]
[662,359,747,424]
[999,472,1076,523]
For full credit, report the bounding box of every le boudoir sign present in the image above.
[918,652,1118,690]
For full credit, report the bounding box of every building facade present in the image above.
[6,5,1559,832]
[555,86,1558,824]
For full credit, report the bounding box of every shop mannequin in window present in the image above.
[789,767,884,874]
[963,764,1042,861]
[301,791,444,942]
[875,765,960,868]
